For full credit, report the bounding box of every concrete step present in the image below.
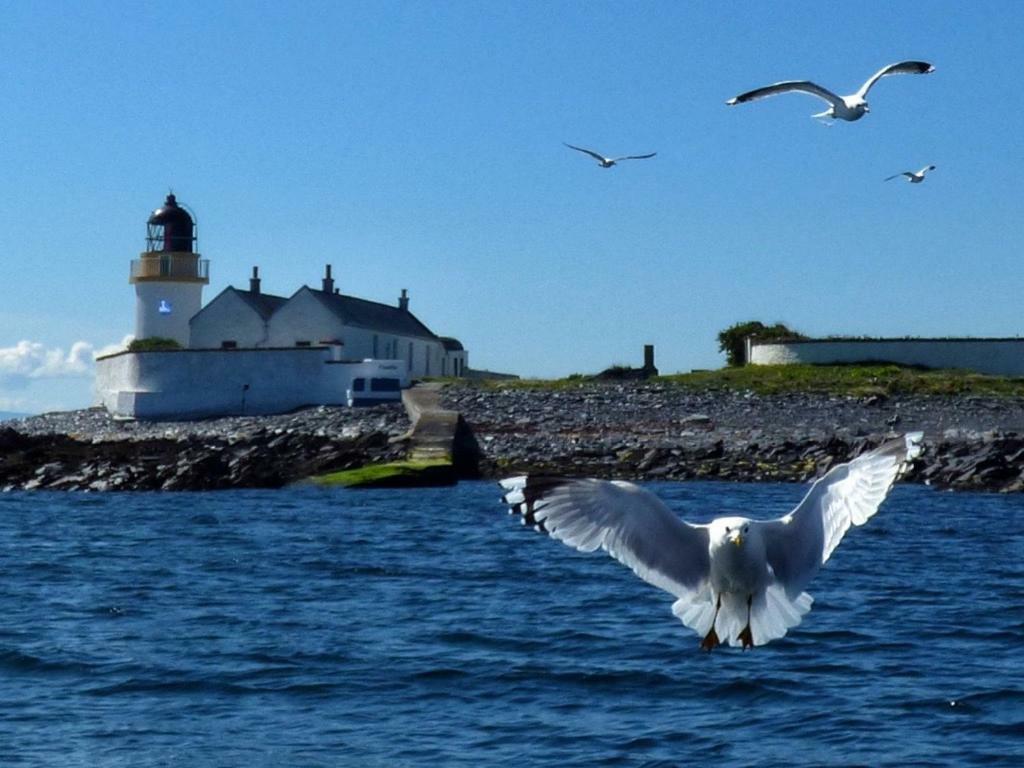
[400,383,481,477]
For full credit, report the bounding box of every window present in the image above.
[408,342,413,371]
[352,378,366,392]
[370,378,401,392]
[373,334,379,357]
[221,340,238,349]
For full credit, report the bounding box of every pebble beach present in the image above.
[5,382,1024,491]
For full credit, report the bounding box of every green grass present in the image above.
[454,364,1024,397]
[310,459,456,488]
[450,376,595,392]
[660,364,1024,396]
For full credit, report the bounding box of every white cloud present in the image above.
[0,336,133,388]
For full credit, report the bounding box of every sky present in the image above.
[1,1,1022,413]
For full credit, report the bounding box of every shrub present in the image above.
[128,337,182,352]
[717,321,804,367]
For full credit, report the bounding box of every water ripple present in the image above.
[0,483,1020,767]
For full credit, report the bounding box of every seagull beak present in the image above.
[732,534,743,548]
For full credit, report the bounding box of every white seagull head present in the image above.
[710,517,751,548]
[727,60,934,122]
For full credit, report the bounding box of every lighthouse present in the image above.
[129,194,209,346]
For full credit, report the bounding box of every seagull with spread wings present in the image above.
[886,164,936,183]
[726,61,934,122]
[564,142,657,168]
[499,433,922,650]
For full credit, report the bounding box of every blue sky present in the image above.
[1,1,1022,413]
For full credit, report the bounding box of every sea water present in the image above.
[0,482,1021,766]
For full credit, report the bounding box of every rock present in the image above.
[680,414,714,430]
[0,403,409,491]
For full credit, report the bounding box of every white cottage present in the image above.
[189,269,288,349]
[95,194,469,419]
[191,265,454,380]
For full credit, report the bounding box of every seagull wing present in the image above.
[755,432,923,598]
[856,60,934,98]
[499,475,710,598]
[564,143,609,163]
[726,80,843,108]
[612,152,657,162]
[918,164,936,175]
[884,172,912,181]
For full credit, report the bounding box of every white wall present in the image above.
[442,350,468,377]
[367,333,444,378]
[94,347,389,419]
[135,282,204,346]
[266,289,345,347]
[190,289,268,348]
[749,338,1024,376]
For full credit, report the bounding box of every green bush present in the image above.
[128,337,182,352]
[717,321,804,367]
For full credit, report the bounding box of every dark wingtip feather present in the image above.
[500,475,576,535]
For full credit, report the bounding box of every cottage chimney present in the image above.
[399,288,409,312]
[249,266,261,294]
[322,264,334,294]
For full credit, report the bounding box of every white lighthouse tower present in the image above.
[129,193,208,346]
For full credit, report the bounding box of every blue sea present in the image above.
[0,482,1021,766]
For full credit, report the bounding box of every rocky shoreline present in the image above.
[1,405,410,491]
[442,383,1024,492]
[5,383,1024,491]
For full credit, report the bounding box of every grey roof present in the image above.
[189,286,288,325]
[234,288,288,319]
[307,288,438,340]
[440,336,464,351]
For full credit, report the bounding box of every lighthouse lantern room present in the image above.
[129,193,209,346]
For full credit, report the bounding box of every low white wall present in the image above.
[94,348,405,420]
[749,338,1024,377]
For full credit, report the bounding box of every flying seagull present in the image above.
[499,432,922,650]
[564,143,657,168]
[726,61,935,122]
[886,164,936,183]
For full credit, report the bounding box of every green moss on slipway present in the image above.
[310,459,456,488]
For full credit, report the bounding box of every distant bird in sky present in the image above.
[499,433,922,650]
[564,143,656,168]
[886,165,936,183]
[726,60,935,122]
